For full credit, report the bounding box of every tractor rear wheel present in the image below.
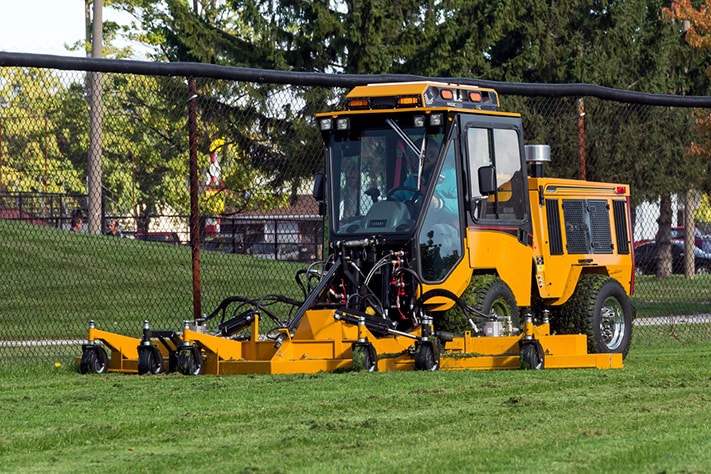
[553,275,633,357]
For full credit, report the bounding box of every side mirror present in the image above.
[478,166,496,195]
[312,172,325,202]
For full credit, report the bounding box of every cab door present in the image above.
[461,114,534,305]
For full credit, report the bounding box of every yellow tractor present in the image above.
[79,82,634,375]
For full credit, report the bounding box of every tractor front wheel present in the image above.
[437,275,519,335]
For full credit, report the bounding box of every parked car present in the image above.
[247,242,300,261]
[134,232,182,245]
[668,227,703,248]
[634,226,707,250]
[202,235,243,253]
[634,241,711,275]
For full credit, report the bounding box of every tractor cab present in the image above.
[313,82,509,328]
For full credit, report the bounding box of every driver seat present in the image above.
[364,201,411,231]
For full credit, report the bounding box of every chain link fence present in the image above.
[1,54,709,367]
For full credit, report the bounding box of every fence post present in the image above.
[188,77,202,321]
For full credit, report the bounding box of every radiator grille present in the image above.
[562,200,590,253]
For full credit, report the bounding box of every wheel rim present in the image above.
[600,296,625,350]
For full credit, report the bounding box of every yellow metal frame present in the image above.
[81,308,622,375]
[81,324,177,373]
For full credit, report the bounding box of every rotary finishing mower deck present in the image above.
[78,258,623,376]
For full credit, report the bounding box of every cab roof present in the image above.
[343,81,499,112]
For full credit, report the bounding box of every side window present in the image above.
[466,126,526,221]
[418,139,463,282]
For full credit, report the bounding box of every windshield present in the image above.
[327,116,444,236]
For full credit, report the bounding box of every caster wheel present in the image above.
[80,345,109,374]
[176,345,204,376]
[520,342,544,370]
[352,343,378,372]
[414,342,440,371]
[137,346,164,375]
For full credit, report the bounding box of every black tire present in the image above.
[553,275,633,358]
[352,343,378,372]
[137,346,164,375]
[414,342,440,371]
[79,345,109,374]
[475,278,519,324]
[176,345,204,376]
[437,275,519,334]
[520,342,543,370]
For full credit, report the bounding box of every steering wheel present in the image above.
[386,186,421,202]
[386,186,422,217]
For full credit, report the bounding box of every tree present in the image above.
[664,0,711,195]
[0,68,85,197]
[108,0,329,209]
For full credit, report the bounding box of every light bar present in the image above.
[397,96,421,107]
[346,98,370,110]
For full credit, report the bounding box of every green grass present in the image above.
[0,220,304,342]
[0,341,709,473]
[632,274,711,318]
[1,221,711,471]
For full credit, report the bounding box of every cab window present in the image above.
[418,139,463,282]
[466,126,526,221]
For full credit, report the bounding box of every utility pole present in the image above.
[87,0,103,233]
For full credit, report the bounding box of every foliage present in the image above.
[7,1,711,232]
[664,0,711,195]
[104,1,707,201]
[0,68,85,194]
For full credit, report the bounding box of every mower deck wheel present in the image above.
[414,342,440,371]
[352,343,378,372]
[176,345,204,376]
[79,345,109,374]
[137,346,164,375]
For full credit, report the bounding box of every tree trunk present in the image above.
[684,189,700,279]
[656,194,673,278]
